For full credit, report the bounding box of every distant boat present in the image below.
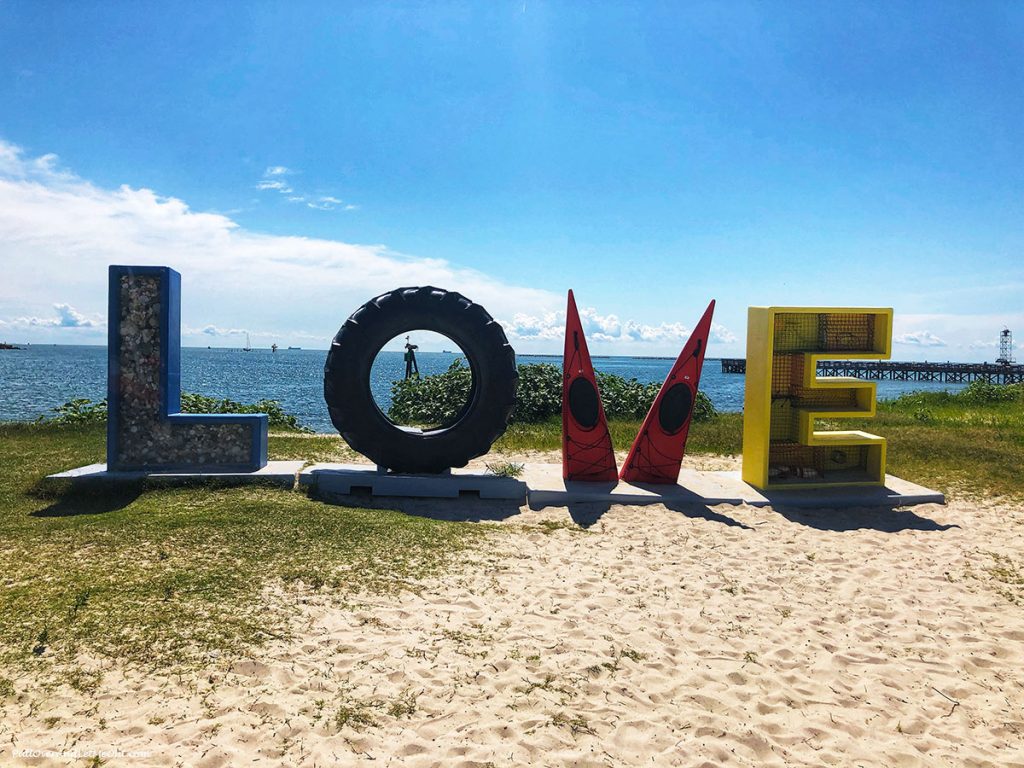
[0,342,21,350]
[271,343,278,353]
[442,349,453,353]
[287,346,302,350]
[243,333,252,352]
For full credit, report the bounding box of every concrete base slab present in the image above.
[525,464,751,507]
[45,461,944,509]
[524,464,944,509]
[47,461,304,488]
[300,463,528,501]
[729,471,946,508]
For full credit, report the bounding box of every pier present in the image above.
[719,358,1024,384]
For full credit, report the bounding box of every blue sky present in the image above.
[1,1,1021,359]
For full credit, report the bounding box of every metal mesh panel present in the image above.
[771,353,800,396]
[773,313,819,352]
[773,312,876,354]
[768,399,798,441]
[821,313,874,352]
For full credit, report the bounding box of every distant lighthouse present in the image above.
[996,328,1015,365]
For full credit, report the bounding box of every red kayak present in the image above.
[562,290,618,482]
[620,300,715,484]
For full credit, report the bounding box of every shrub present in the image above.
[388,358,473,427]
[44,398,108,425]
[958,380,1023,405]
[886,381,1024,411]
[179,392,311,432]
[44,393,310,432]
[512,363,563,422]
[387,361,717,426]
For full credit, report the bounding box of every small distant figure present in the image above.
[404,335,419,379]
[271,343,278,353]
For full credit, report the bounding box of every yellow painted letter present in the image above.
[741,307,892,490]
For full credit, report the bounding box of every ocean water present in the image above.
[0,345,968,433]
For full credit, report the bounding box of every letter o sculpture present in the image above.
[324,286,518,473]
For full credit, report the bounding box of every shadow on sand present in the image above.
[767,503,958,533]
[528,498,753,531]
[310,489,525,523]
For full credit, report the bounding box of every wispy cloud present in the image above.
[894,330,946,347]
[256,166,356,212]
[256,179,293,193]
[307,195,351,211]
[968,339,998,350]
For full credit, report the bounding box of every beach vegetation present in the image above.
[333,700,379,731]
[388,360,717,426]
[532,519,587,535]
[549,711,596,736]
[850,383,1024,500]
[40,393,312,432]
[485,460,525,478]
[386,689,419,718]
[0,422,483,678]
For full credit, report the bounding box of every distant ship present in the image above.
[243,333,252,352]
[288,346,302,350]
[442,349,453,353]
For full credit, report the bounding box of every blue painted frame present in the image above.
[107,265,268,471]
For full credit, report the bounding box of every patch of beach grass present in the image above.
[267,432,361,463]
[846,387,1024,500]
[493,414,743,456]
[0,422,484,676]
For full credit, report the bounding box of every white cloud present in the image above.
[195,324,246,337]
[54,303,99,328]
[0,303,103,330]
[711,323,737,344]
[499,307,736,348]
[894,330,947,347]
[0,139,555,347]
[0,139,741,352]
[307,195,355,212]
[502,311,564,341]
[257,167,353,211]
[256,179,293,193]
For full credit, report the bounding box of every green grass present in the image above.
[0,423,483,675]
[493,414,743,456]
[851,392,1024,500]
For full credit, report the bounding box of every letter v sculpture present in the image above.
[562,290,618,481]
[619,300,716,484]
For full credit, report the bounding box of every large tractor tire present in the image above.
[324,286,518,473]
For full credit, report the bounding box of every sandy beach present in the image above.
[3,456,1023,767]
